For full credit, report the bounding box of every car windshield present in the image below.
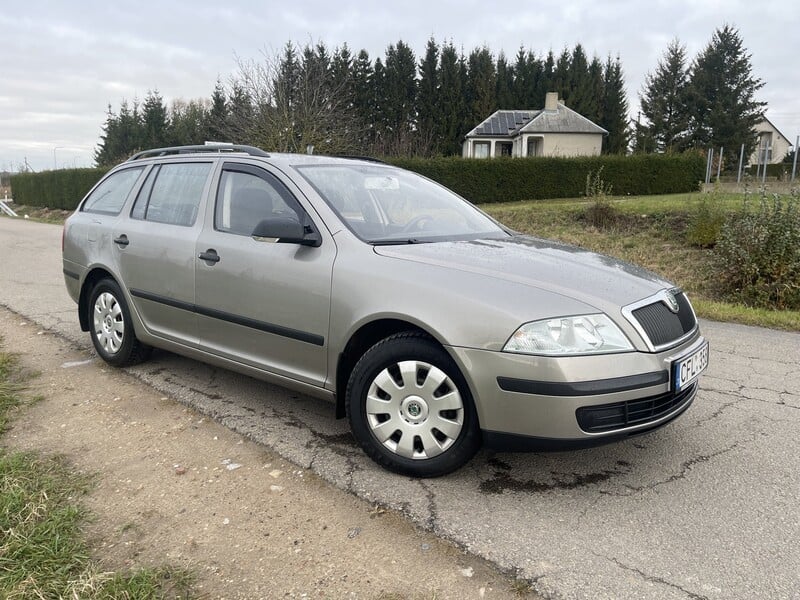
[295,163,508,244]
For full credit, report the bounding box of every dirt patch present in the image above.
[0,307,529,599]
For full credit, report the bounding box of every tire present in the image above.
[346,332,481,477]
[88,278,151,367]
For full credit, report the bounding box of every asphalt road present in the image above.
[1,217,798,600]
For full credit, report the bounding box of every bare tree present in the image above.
[231,42,364,154]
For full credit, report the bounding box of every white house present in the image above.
[462,92,607,159]
[749,117,793,165]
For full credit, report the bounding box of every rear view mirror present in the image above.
[252,218,321,247]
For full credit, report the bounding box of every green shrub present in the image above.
[713,192,800,309]
[744,163,792,180]
[10,168,110,210]
[686,195,726,247]
[583,167,619,228]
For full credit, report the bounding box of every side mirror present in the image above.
[252,217,321,247]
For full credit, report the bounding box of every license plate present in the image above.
[673,342,709,391]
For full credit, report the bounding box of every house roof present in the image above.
[756,116,792,145]
[466,103,607,139]
[469,110,541,137]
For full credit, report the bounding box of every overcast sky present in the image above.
[1,0,798,172]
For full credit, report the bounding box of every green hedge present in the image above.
[389,154,705,203]
[744,163,796,180]
[10,168,110,210]
[10,153,706,210]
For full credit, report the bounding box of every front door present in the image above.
[194,162,335,387]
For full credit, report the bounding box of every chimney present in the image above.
[545,92,559,111]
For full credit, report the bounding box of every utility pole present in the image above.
[792,135,799,183]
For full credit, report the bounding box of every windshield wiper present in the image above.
[368,238,428,245]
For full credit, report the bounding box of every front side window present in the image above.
[215,167,301,236]
[82,167,144,215]
[133,162,211,227]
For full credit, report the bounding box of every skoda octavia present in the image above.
[62,145,708,477]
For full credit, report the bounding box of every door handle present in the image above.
[198,249,220,263]
[113,235,129,247]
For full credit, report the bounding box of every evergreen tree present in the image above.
[601,56,630,154]
[567,45,597,119]
[540,50,556,100]
[586,56,605,124]
[141,90,169,148]
[168,99,209,146]
[381,41,418,152]
[495,52,515,108]
[417,38,441,155]
[352,49,374,149]
[686,25,765,162]
[208,79,229,141]
[94,99,143,166]
[639,39,691,152]
[553,48,571,102]
[466,46,496,126]
[437,42,466,155]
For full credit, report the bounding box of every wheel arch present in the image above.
[78,267,118,331]
[335,318,444,419]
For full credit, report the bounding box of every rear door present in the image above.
[194,162,335,387]
[114,160,214,346]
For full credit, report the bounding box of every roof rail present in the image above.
[127,144,270,162]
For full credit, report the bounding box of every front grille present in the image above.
[575,383,696,433]
[631,291,696,347]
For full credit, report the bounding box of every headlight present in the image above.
[503,314,633,356]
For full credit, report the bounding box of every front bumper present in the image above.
[449,331,705,443]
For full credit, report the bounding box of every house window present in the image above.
[760,132,773,161]
[496,142,512,157]
[527,138,541,157]
[473,142,490,159]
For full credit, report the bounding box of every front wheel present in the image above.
[88,278,151,367]
[346,332,481,477]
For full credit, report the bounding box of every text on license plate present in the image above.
[673,342,709,391]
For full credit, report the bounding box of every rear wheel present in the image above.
[346,332,481,477]
[88,278,151,367]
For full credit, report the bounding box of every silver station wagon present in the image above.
[62,145,708,477]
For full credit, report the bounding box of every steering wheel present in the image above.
[402,214,435,233]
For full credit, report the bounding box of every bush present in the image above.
[10,168,110,210]
[389,153,705,204]
[686,195,726,247]
[583,167,619,228]
[745,163,792,180]
[713,192,800,309]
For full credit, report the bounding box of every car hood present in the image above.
[373,235,673,313]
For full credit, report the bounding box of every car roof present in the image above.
[124,145,387,169]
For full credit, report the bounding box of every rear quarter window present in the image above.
[81,167,144,215]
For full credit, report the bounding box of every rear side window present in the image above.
[82,167,144,215]
[131,162,211,227]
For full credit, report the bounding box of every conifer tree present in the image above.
[437,42,466,155]
[601,56,630,154]
[417,38,440,154]
[686,25,765,162]
[639,39,691,152]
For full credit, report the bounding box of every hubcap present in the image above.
[93,292,124,355]
[366,360,464,460]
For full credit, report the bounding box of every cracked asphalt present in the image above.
[1,217,798,599]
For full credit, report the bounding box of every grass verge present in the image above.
[0,343,194,599]
[483,192,800,332]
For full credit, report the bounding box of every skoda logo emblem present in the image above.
[664,291,680,313]
[408,403,421,417]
